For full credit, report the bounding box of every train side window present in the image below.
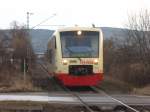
[48,49,53,63]
[51,36,56,49]
[54,36,56,49]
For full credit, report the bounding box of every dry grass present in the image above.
[99,75,150,96]
[0,68,40,92]
[98,75,133,94]
[132,85,150,95]
[9,75,35,92]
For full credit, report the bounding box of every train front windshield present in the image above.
[60,31,99,58]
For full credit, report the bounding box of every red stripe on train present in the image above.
[55,73,103,86]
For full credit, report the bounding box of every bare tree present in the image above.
[0,30,10,68]
[121,10,150,86]
[125,10,150,65]
[104,10,150,86]
[10,21,35,70]
[0,31,4,67]
[104,38,116,73]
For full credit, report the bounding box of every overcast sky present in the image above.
[0,0,150,29]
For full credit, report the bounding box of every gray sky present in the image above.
[0,0,150,29]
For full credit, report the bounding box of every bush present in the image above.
[104,38,150,87]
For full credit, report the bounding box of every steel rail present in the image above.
[38,62,49,74]
[91,86,140,112]
[62,86,96,112]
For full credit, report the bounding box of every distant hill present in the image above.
[29,29,54,54]
[101,27,127,39]
[0,27,127,53]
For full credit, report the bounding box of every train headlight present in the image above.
[62,59,68,65]
[93,59,99,64]
[77,30,82,35]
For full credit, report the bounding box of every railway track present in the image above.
[37,62,150,112]
[91,87,140,112]
[39,62,102,112]
[61,86,141,112]
[31,61,65,92]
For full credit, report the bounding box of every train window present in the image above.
[54,36,56,49]
[60,31,99,58]
[51,36,56,49]
[48,49,53,63]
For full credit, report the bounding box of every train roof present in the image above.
[49,27,103,40]
[56,27,101,32]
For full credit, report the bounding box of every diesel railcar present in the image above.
[47,27,103,86]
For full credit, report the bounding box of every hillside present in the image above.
[29,29,54,53]
[101,27,127,39]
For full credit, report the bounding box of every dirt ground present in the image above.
[99,76,150,95]
[43,105,86,112]
[132,85,150,95]
[0,63,64,92]
[0,102,89,112]
[97,76,133,94]
[0,67,40,92]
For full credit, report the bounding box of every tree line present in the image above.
[104,10,150,87]
[0,21,35,72]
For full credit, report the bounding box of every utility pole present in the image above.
[24,13,56,85]
[27,12,29,29]
[27,12,33,29]
[23,12,33,86]
[23,58,26,86]
[26,12,33,61]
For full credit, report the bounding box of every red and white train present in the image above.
[47,27,103,86]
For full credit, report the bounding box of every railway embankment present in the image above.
[99,76,150,95]
[0,63,150,95]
